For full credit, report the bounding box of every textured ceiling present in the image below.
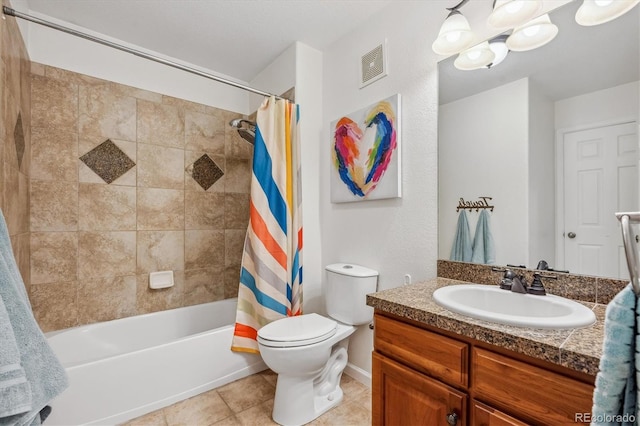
[24,0,392,82]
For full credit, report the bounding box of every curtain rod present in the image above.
[2,6,285,100]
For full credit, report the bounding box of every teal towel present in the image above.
[592,283,638,425]
[0,210,68,426]
[471,210,496,264]
[450,210,472,262]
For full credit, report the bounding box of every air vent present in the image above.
[360,41,387,88]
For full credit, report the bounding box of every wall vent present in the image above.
[360,41,387,88]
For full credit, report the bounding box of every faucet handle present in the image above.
[499,268,515,290]
[527,273,547,296]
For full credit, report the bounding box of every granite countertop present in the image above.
[366,277,605,377]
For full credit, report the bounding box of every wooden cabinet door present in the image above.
[472,400,529,426]
[373,352,467,426]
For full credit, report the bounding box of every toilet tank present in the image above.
[325,263,379,325]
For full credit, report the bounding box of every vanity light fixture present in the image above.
[575,0,640,26]
[454,41,496,70]
[486,34,509,68]
[488,0,543,29]
[506,13,558,51]
[432,0,475,56]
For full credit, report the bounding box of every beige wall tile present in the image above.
[184,267,224,306]
[162,95,207,113]
[137,143,184,189]
[11,232,30,290]
[31,180,78,232]
[185,191,225,230]
[122,409,168,426]
[31,127,78,182]
[225,230,246,268]
[224,193,250,229]
[185,151,225,192]
[185,230,225,270]
[79,138,137,186]
[31,232,78,284]
[1,166,18,234]
[137,100,184,148]
[79,84,136,141]
[224,159,251,193]
[137,188,184,230]
[30,62,45,77]
[79,184,136,231]
[137,230,184,274]
[30,282,79,332]
[225,265,240,299]
[185,110,225,154]
[136,270,184,314]
[4,91,20,170]
[78,231,136,279]
[78,275,137,324]
[31,74,78,130]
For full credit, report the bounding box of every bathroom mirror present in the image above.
[438,0,639,279]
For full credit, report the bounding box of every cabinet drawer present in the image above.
[374,314,468,387]
[473,348,593,425]
[472,400,529,426]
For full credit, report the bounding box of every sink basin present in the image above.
[432,284,596,329]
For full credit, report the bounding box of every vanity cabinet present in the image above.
[372,313,594,426]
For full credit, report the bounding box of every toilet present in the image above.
[257,263,378,426]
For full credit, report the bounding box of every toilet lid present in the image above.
[257,313,337,348]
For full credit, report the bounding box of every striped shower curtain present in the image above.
[231,96,303,353]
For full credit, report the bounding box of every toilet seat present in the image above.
[257,313,337,348]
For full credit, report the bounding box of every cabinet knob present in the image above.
[446,412,459,425]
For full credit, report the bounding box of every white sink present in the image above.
[432,284,596,329]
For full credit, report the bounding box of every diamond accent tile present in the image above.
[80,139,135,184]
[14,112,25,168]
[191,154,224,190]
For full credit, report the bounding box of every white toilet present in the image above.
[257,263,378,426]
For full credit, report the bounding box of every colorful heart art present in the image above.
[332,98,398,199]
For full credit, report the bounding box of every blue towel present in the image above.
[450,210,472,262]
[0,211,68,426]
[471,210,496,264]
[591,283,638,425]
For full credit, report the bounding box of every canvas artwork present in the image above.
[330,94,401,203]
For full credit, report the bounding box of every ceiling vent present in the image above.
[360,41,387,88]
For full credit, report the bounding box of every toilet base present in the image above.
[271,341,349,425]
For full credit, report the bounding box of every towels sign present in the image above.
[456,196,494,212]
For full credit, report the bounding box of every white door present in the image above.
[563,121,638,279]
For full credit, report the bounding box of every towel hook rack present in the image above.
[456,196,494,212]
[616,212,640,295]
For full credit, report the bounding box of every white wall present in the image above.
[528,82,556,267]
[249,44,297,113]
[555,81,639,129]
[24,11,249,113]
[322,1,441,377]
[439,79,530,266]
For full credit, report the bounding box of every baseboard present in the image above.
[344,362,371,388]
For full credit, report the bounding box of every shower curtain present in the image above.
[231,96,303,354]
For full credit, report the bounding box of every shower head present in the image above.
[229,118,256,145]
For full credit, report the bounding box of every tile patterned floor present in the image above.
[122,370,371,426]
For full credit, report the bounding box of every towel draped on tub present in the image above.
[0,210,67,426]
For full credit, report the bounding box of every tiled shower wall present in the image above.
[0,3,31,297]
[29,63,253,332]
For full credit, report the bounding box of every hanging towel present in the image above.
[591,283,639,425]
[231,97,303,353]
[450,210,472,262]
[471,209,496,264]
[0,210,68,426]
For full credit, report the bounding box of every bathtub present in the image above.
[44,298,266,425]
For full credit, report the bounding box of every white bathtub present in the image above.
[44,298,266,425]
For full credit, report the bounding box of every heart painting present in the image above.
[330,94,401,202]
